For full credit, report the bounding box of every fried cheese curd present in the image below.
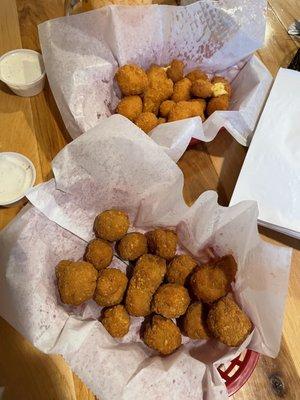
[185,69,208,82]
[125,254,166,316]
[206,95,230,117]
[207,296,252,347]
[84,239,113,270]
[159,100,175,118]
[116,95,143,121]
[171,78,192,102]
[146,228,177,260]
[211,76,232,97]
[94,209,129,241]
[56,260,98,306]
[101,305,130,338]
[143,315,181,355]
[166,254,197,285]
[152,283,190,318]
[115,64,148,95]
[168,100,205,122]
[167,59,184,83]
[94,268,128,307]
[117,232,148,261]
[191,79,213,98]
[183,302,210,340]
[135,112,159,133]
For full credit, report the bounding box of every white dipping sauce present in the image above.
[0,51,43,85]
[0,153,35,204]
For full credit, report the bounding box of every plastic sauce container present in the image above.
[0,49,45,97]
[0,152,36,206]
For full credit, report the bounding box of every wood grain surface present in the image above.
[0,1,299,399]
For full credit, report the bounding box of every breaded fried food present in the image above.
[185,69,208,82]
[117,232,148,261]
[191,79,213,98]
[168,100,205,122]
[158,117,166,124]
[166,254,197,285]
[115,64,148,96]
[94,268,128,307]
[171,78,192,102]
[152,283,190,318]
[159,100,175,118]
[143,90,160,115]
[125,254,166,316]
[167,59,184,83]
[207,296,252,347]
[215,255,237,283]
[183,302,210,340]
[116,95,142,121]
[94,209,129,241]
[146,229,177,260]
[101,305,130,338]
[56,260,97,306]
[84,239,113,270]
[211,76,232,97]
[147,64,167,85]
[206,95,229,117]
[190,264,231,303]
[143,315,181,355]
[135,112,159,133]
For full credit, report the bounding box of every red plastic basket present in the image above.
[218,349,260,396]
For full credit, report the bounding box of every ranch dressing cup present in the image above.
[0,49,45,97]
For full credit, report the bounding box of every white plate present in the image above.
[0,152,36,206]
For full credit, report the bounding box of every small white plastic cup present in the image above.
[0,49,46,97]
[0,152,36,206]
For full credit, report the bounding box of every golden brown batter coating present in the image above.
[211,76,232,97]
[152,283,190,318]
[215,255,237,283]
[143,315,181,355]
[190,264,231,303]
[94,268,128,307]
[135,112,159,133]
[116,95,143,121]
[185,69,208,82]
[171,78,192,102]
[191,79,213,98]
[168,100,205,122]
[56,260,98,306]
[115,64,148,96]
[183,302,210,340]
[159,100,175,118]
[206,95,229,117]
[166,254,197,285]
[117,232,148,261]
[147,64,167,85]
[125,254,166,316]
[94,209,129,242]
[101,305,130,338]
[167,59,184,83]
[207,296,252,347]
[84,239,113,270]
[158,117,166,124]
[146,229,177,260]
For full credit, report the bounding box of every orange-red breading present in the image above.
[206,95,230,117]
[94,209,129,241]
[171,78,192,102]
[183,302,210,340]
[135,112,159,133]
[116,95,143,121]
[84,239,113,270]
[56,260,97,306]
[211,76,232,97]
[185,69,208,82]
[117,232,148,261]
[101,305,130,338]
[167,59,184,83]
[168,100,205,122]
[146,228,177,260]
[143,315,181,355]
[125,254,166,316]
[190,264,231,303]
[159,100,175,118]
[94,268,128,307]
[207,296,252,347]
[115,64,148,96]
[191,79,213,98]
[152,283,190,318]
[214,255,237,283]
[166,254,197,285]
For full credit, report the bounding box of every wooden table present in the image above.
[0,1,299,399]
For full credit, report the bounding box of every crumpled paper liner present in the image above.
[0,116,291,399]
[38,0,272,146]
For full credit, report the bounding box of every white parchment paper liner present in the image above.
[0,116,291,399]
[38,0,272,146]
